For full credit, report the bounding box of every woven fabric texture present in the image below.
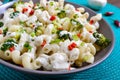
[0,0,120,80]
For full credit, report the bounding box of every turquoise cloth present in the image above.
[3,0,10,4]
[0,0,120,80]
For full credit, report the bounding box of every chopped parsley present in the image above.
[3,27,8,36]
[10,11,20,18]
[0,22,4,27]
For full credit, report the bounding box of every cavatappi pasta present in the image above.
[0,0,111,71]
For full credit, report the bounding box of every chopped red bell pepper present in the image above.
[22,8,28,13]
[41,40,46,47]
[68,45,73,50]
[68,42,77,51]
[50,15,56,21]
[77,33,81,38]
[29,9,34,16]
[89,20,94,25]
[9,46,15,52]
[71,42,77,48]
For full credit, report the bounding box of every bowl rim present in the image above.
[0,1,115,75]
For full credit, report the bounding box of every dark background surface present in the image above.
[108,0,120,7]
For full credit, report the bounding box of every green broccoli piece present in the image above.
[35,26,43,36]
[24,42,32,51]
[70,19,83,29]
[70,19,83,31]
[57,30,71,40]
[93,32,111,48]
[60,34,70,40]
[57,10,66,18]
[50,1,54,6]
[0,39,15,51]
[73,14,79,19]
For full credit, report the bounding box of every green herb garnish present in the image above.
[0,22,4,27]
[10,11,20,18]
[3,27,8,36]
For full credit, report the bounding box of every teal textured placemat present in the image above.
[0,0,120,80]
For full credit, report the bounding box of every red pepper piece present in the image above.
[41,40,46,47]
[9,46,15,52]
[89,20,94,25]
[71,42,77,48]
[77,33,81,38]
[68,45,73,51]
[29,9,34,16]
[50,16,56,21]
[68,42,77,51]
[22,8,28,13]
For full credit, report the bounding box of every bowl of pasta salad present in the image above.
[0,0,114,76]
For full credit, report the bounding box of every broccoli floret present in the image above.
[0,39,16,51]
[70,19,83,31]
[57,10,66,18]
[73,14,79,19]
[57,30,71,40]
[49,1,54,6]
[93,32,111,48]
[35,26,43,36]
[71,19,83,28]
[24,42,32,51]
